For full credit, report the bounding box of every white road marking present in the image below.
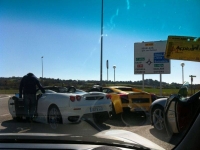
[18,129,31,133]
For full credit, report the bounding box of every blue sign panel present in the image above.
[154,52,169,63]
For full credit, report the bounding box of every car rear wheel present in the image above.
[48,105,62,129]
[152,106,165,131]
[111,103,117,118]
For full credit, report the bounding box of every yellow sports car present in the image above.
[102,86,156,112]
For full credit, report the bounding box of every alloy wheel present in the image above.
[48,106,62,129]
[152,107,165,131]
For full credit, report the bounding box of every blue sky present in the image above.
[0,0,200,84]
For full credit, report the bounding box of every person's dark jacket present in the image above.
[19,73,45,98]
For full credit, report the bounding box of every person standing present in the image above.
[19,73,45,121]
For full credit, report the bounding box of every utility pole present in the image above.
[113,65,116,82]
[41,56,44,84]
[100,0,103,85]
[181,62,185,84]
[189,75,196,95]
[106,60,109,82]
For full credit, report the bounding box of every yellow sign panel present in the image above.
[165,36,200,62]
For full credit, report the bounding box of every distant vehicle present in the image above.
[8,87,112,129]
[102,86,156,112]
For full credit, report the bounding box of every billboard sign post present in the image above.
[134,41,170,74]
[134,41,171,95]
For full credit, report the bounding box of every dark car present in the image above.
[164,90,200,135]
[150,82,200,135]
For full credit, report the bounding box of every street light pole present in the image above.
[100,0,103,85]
[113,65,116,82]
[106,60,109,82]
[180,62,185,84]
[41,56,43,83]
[189,75,196,95]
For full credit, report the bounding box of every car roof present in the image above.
[106,86,132,88]
[104,86,151,94]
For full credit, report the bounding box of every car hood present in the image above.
[0,129,164,150]
[95,129,164,150]
[151,97,168,106]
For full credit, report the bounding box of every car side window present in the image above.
[107,89,114,93]
[102,89,108,93]
[59,87,67,93]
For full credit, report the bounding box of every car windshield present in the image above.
[116,88,133,91]
[1,0,200,150]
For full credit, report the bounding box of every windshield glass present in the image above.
[116,88,133,91]
[1,0,200,149]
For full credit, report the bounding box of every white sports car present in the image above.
[8,87,112,128]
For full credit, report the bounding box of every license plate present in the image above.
[90,106,103,112]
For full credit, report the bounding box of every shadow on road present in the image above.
[105,111,150,128]
[149,128,184,145]
[0,111,149,134]
[0,119,101,136]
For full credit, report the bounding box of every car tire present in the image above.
[111,103,117,119]
[48,105,62,129]
[152,106,165,131]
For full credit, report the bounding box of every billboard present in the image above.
[134,41,170,74]
[165,36,200,62]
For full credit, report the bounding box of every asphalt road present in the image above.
[0,95,184,150]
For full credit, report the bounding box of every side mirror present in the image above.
[178,87,188,97]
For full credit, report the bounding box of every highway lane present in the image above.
[0,96,183,150]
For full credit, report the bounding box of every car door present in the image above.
[165,95,180,134]
[8,96,24,118]
[176,91,200,133]
[165,93,197,134]
[8,97,16,117]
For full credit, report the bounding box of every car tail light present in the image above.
[119,94,129,103]
[70,95,81,102]
[76,95,81,101]
[106,94,111,99]
[70,96,75,102]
